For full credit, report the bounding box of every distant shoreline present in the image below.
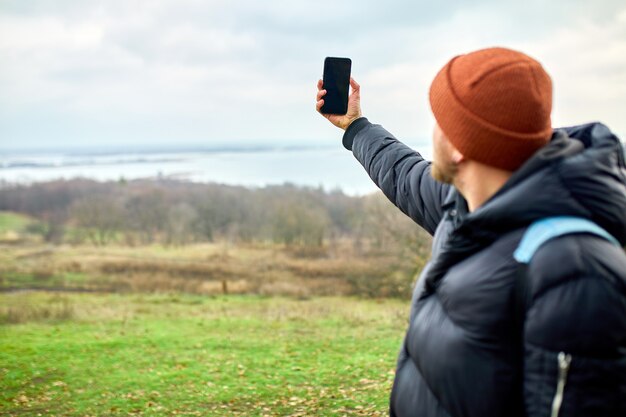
[0,141,431,196]
[0,143,337,157]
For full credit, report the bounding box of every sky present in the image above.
[0,0,625,151]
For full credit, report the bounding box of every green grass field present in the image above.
[0,293,408,416]
[0,212,34,235]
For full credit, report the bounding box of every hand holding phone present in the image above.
[316,57,362,130]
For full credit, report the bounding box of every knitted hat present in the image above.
[429,47,553,171]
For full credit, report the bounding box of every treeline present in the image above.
[0,179,430,252]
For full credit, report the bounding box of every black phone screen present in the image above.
[321,57,351,115]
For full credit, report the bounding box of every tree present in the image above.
[123,190,168,244]
[271,199,330,247]
[71,195,123,245]
[165,202,198,246]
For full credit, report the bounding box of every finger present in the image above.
[316,99,324,112]
[350,77,360,93]
[317,79,323,90]
[316,89,326,101]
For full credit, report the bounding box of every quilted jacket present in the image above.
[342,119,626,417]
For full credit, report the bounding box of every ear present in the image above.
[451,148,465,164]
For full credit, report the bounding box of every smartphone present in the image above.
[321,57,351,115]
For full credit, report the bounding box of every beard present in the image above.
[431,159,458,184]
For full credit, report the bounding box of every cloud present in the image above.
[0,0,625,149]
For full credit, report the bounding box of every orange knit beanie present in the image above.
[429,47,553,171]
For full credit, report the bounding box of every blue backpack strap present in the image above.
[512,216,619,348]
[514,216,619,264]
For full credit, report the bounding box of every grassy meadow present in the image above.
[1,293,407,416]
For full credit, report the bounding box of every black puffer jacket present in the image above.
[342,119,626,417]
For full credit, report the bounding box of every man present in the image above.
[316,47,626,416]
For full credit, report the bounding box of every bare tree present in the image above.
[165,202,198,246]
[71,195,123,246]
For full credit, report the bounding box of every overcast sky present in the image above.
[1,0,625,150]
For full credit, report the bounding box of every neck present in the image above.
[453,161,513,212]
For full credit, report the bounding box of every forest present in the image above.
[0,179,432,299]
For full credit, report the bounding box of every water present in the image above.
[0,142,432,196]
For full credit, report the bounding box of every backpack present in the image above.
[512,216,620,326]
[512,216,620,417]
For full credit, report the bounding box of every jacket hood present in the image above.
[464,122,626,245]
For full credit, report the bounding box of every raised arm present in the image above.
[316,78,450,234]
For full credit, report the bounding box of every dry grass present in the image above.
[0,239,425,298]
[0,293,75,324]
[0,291,408,326]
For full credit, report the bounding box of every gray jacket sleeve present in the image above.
[342,117,450,235]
